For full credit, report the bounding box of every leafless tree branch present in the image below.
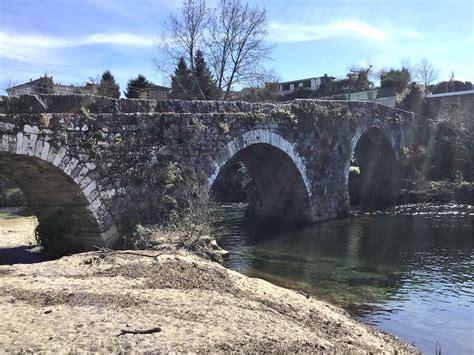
[413,58,439,87]
[155,0,272,100]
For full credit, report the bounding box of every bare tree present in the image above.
[156,0,208,99]
[241,68,281,102]
[172,0,208,72]
[155,0,272,100]
[208,0,271,99]
[413,58,439,87]
[155,1,208,75]
[245,68,281,89]
[5,77,18,89]
[87,75,100,85]
[2,76,18,94]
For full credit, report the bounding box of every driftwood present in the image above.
[117,327,162,336]
[298,291,311,299]
[94,247,163,259]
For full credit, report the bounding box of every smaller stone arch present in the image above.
[208,129,312,194]
[346,120,404,184]
[208,129,315,223]
[0,128,119,253]
[347,125,402,210]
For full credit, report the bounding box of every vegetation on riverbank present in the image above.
[0,180,25,208]
[399,179,473,205]
[397,83,473,185]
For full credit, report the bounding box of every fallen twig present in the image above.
[298,291,311,299]
[117,327,162,336]
[94,247,162,259]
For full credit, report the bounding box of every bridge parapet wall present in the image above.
[426,91,474,129]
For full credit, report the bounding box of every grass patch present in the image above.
[0,211,16,219]
[0,209,32,220]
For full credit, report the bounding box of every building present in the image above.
[137,85,170,100]
[278,74,335,95]
[6,76,54,96]
[6,76,98,97]
[432,78,473,95]
[54,82,99,95]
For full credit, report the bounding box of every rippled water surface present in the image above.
[217,204,474,354]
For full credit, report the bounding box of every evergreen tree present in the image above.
[192,50,220,100]
[170,52,220,100]
[170,57,192,99]
[124,74,152,98]
[97,70,120,98]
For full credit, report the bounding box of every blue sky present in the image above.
[0,0,472,95]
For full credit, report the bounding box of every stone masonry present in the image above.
[0,94,414,252]
[426,90,474,130]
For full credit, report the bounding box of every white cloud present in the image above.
[268,20,421,43]
[0,31,154,50]
[0,30,156,69]
[0,30,158,86]
[82,33,154,47]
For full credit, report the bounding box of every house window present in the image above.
[282,83,290,91]
[303,80,311,88]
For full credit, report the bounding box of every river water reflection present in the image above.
[216,203,473,354]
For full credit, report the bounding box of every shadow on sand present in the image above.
[0,245,44,265]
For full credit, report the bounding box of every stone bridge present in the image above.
[0,95,414,252]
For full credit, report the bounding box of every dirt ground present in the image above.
[0,214,37,248]
[0,217,418,353]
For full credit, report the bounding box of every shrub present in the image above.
[396,82,427,116]
[35,211,73,257]
[271,107,298,126]
[454,181,473,204]
[0,187,26,207]
[0,178,26,207]
[124,224,157,250]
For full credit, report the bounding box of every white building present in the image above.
[137,85,170,101]
[6,76,98,97]
[278,74,335,95]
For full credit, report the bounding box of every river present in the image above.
[216,203,473,354]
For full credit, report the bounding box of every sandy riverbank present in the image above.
[0,213,36,248]
[0,216,417,352]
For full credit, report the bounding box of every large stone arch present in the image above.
[208,129,315,223]
[346,125,402,209]
[0,128,119,252]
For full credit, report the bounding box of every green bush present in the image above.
[0,188,26,207]
[454,182,474,204]
[124,224,157,250]
[35,211,73,257]
[396,82,427,116]
[0,180,26,208]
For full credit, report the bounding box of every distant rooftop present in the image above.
[279,75,335,85]
[137,84,170,93]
